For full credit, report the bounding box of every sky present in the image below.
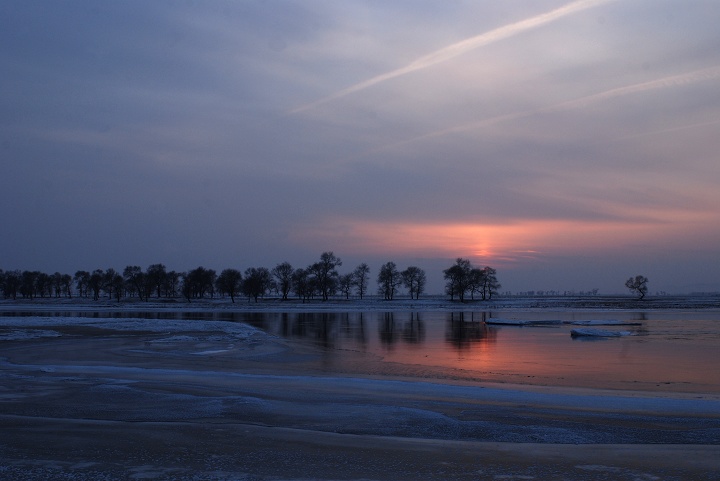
[2,0,720,295]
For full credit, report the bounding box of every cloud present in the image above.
[375,64,720,152]
[289,0,617,114]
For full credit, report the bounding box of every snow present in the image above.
[0,315,264,340]
[0,328,61,341]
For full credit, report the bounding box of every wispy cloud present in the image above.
[289,0,617,114]
[375,65,720,152]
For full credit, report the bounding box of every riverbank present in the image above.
[2,293,720,312]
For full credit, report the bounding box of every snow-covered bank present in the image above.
[2,294,720,312]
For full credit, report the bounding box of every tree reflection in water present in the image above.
[445,311,497,351]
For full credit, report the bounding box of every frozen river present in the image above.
[2,303,720,480]
[5,307,717,392]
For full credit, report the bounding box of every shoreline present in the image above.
[2,293,720,312]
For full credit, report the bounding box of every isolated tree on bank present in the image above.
[216,268,242,303]
[353,263,370,300]
[481,266,501,300]
[625,275,649,300]
[309,252,342,301]
[271,262,294,300]
[401,266,426,300]
[377,262,402,300]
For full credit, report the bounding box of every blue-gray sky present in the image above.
[2,0,719,294]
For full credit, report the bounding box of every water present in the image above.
[239,309,720,392]
[3,308,720,392]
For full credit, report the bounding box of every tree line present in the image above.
[0,253,500,303]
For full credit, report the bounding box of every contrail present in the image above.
[379,65,720,151]
[553,65,720,111]
[289,0,616,114]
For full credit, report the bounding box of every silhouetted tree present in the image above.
[146,264,167,299]
[123,266,148,301]
[108,271,124,302]
[625,275,649,300]
[292,268,315,303]
[74,271,90,298]
[338,273,354,300]
[481,266,501,300]
[377,262,402,300]
[353,263,370,300]
[2,270,21,299]
[467,268,486,300]
[401,266,426,300]
[181,266,216,301]
[163,270,180,298]
[19,271,39,299]
[32,272,52,298]
[308,252,342,301]
[102,268,121,300]
[271,262,294,300]
[216,268,242,303]
[242,267,272,302]
[88,269,104,300]
[443,258,472,301]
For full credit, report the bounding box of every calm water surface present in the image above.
[241,310,720,391]
[4,308,720,391]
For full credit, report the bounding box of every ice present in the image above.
[0,315,264,340]
[571,327,632,338]
[569,320,642,326]
[485,318,562,326]
[0,328,61,341]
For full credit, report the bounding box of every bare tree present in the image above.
[625,275,649,299]
[242,267,272,302]
[338,273,355,300]
[146,264,167,299]
[467,268,486,300]
[74,271,90,298]
[377,262,402,300]
[353,263,370,300]
[443,258,472,302]
[292,268,315,303]
[89,270,104,301]
[1,270,21,300]
[271,262,294,300]
[123,266,148,301]
[309,252,342,301]
[216,268,242,303]
[401,266,426,300]
[481,266,501,300]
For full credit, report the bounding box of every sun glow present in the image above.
[292,213,717,265]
